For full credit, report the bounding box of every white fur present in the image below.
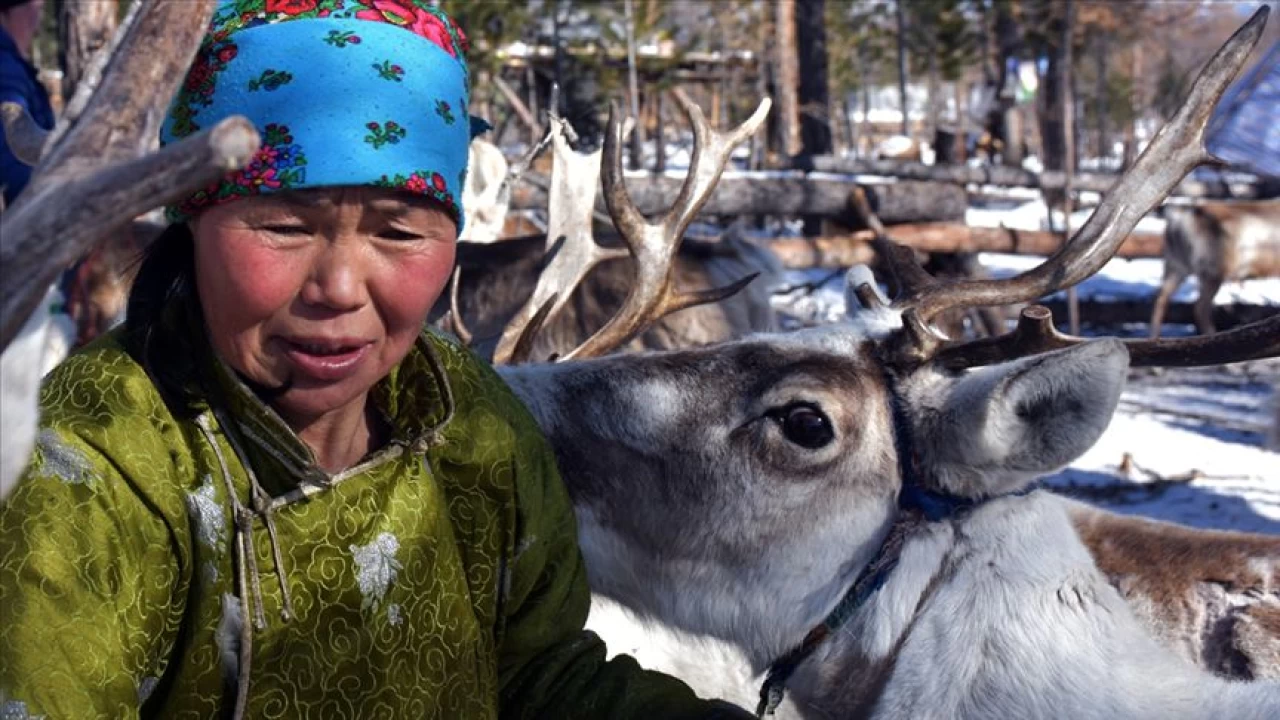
[790,493,1280,719]
[459,138,509,244]
[841,265,903,340]
[1,285,74,501]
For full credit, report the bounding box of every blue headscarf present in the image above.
[161,0,478,228]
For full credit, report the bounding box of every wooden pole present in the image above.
[895,0,909,136]
[776,0,802,157]
[624,0,645,169]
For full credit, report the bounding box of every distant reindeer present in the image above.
[1150,199,1280,338]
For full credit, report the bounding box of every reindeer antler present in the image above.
[496,91,771,363]
[852,6,1275,370]
[929,306,1280,369]
[492,115,627,364]
[0,0,259,352]
[554,91,771,361]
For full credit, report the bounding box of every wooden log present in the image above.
[766,223,1164,269]
[509,173,968,224]
[805,156,1278,200]
[1039,297,1278,330]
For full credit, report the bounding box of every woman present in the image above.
[0,2,749,718]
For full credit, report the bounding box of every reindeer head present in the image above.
[502,6,1277,672]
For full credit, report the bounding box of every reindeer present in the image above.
[487,8,1280,717]
[2,4,1278,715]
[1150,199,1280,338]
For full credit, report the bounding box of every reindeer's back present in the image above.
[437,235,781,360]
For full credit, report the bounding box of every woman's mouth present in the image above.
[281,338,373,382]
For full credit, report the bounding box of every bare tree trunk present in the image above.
[857,38,871,157]
[1124,42,1142,168]
[1095,30,1109,162]
[796,0,830,158]
[795,0,828,235]
[926,46,940,139]
[895,0,909,137]
[493,75,539,139]
[1039,39,1065,186]
[994,1,1023,167]
[654,89,666,173]
[711,82,722,128]
[842,96,855,157]
[752,6,771,170]
[624,0,645,169]
[775,0,801,157]
[57,0,119,100]
[1061,0,1080,335]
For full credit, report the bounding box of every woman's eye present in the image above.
[261,224,310,237]
[378,228,424,242]
[766,403,834,450]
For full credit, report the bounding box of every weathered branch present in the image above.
[492,74,540,137]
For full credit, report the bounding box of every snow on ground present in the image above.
[1051,361,1279,534]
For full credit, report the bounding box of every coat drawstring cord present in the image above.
[197,414,257,720]
[197,412,297,720]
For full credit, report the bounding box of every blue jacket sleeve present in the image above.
[0,57,40,204]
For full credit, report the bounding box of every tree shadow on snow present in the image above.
[1155,419,1267,448]
[1044,467,1280,536]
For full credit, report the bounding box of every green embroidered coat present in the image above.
[0,327,725,719]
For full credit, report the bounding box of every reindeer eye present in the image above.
[768,403,834,449]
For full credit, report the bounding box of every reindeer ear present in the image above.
[923,339,1129,495]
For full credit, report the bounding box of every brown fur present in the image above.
[1068,502,1280,680]
[64,222,158,346]
[1150,200,1280,337]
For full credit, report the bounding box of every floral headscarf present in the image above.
[161,0,478,228]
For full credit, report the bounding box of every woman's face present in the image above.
[192,187,457,425]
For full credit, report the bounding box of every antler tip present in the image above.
[209,116,262,170]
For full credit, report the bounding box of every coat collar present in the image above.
[192,312,455,495]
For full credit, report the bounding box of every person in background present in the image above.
[0,2,751,718]
[0,0,51,206]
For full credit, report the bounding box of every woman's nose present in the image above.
[300,239,368,312]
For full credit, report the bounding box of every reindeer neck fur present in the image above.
[788,489,1280,719]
